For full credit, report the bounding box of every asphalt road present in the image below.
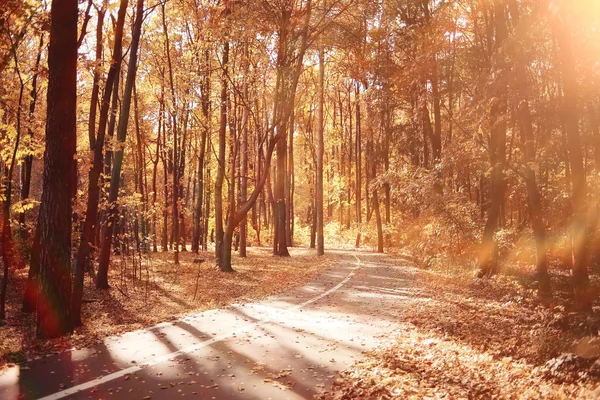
[0,252,411,400]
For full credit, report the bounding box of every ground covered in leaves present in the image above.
[0,247,337,370]
[319,255,600,399]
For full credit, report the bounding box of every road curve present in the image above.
[0,251,409,400]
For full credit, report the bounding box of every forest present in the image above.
[2,0,600,398]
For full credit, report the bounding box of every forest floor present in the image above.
[0,246,338,371]
[318,253,600,399]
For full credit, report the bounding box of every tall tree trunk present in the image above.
[87,4,105,150]
[477,0,508,277]
[555,17,590,309]
[316,43,325,256]
[161,3,180,264]
[355,82,362,247]
[1,41,25,320]
[215,22,230,271]
[274,128,290,256]
[72,0,127,325]
[19,34,44,227]
[518,101,551,295]
[509,1,551,295]
[287,110,295,247]
[151,95,162,253]
[347,87,353,229]
[97,0,145,288]
[161,95,169,252]
[192,126,208,254]
[133,83,148,252]
[240,44,249,257]
[36,0,78,338]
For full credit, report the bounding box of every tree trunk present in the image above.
[161,98,169,252]
[240,45,249,257]
[19,34,44,227]
[161,3,180,264]
[316,43,325,256]
[518,101,551,295]
[374,189,384,253]
[36,0,78,338]
[72,0,127,325]
[555,18,590,309]
[133,82,148,252]
[477,0,508,277]
[151,96,162,253]
[0,54,24,320]
[97,0,145,288]
[355,82,362,247]
[274,127,290,256]
[215,28,230,271]
[288,110,296,247]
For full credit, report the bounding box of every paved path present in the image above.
[0,252,412,399]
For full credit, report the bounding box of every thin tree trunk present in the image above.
[316,43,325,256]
[374,189,384,253]
[161,3,180,264]
[240,44,249,257]
[19,34,44,227]
[133,82,148,252]
[1,43,25,320]
[355,82,362,247]
[215,19,230,271]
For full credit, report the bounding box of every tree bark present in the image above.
[215,19,230,271]
[36,0,78,338]
[316,43,325,256]
[240,44,249,257]
[355,82,362,247]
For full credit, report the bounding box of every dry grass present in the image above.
[0,246,338,369]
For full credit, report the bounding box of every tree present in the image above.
[554,13,591,309]
[477,0,508,277]
[0,24,25,320]
[214,0,231,272]
[97,0,145,288]
[316,39,325,256]
[72,0,128,324]
[36,0,78,338]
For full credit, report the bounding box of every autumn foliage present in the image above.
[2,0,600,389]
